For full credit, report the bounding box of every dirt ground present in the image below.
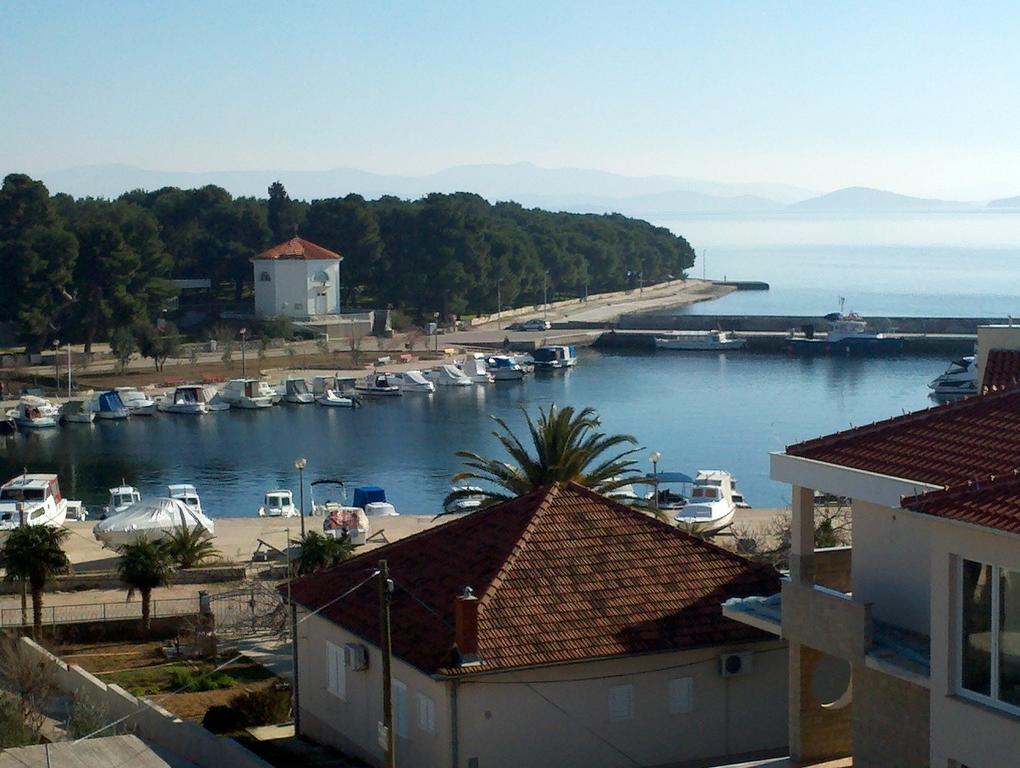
[58,639,283,721]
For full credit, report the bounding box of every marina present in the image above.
[0,348,950,517]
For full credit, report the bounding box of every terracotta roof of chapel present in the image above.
[252,237,341,261]
[284,482,780,676]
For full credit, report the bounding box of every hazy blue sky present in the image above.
[2,1,1018,198]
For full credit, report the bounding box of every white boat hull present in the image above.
[654,338,747,351]
[62,413,95,424]
[160,403,208,415]
[317,393,356,408]
[94,410,130,420]
[126,403,158,416]
[285,393,315,404]
[15,416,58,429]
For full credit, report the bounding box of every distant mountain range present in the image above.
[15,162,1018,215]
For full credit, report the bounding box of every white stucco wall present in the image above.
[252,259,340,318]
[929,519,1020,768]
[852,501,932,634]
[298,606,788,768]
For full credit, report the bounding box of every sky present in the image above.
[2,1,1019,199]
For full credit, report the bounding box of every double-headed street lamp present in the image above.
[240,328,248,378]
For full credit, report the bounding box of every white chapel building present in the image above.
[251,237,342,320]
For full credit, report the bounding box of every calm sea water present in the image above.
[653,211,1020,317]
[0,349,948,515]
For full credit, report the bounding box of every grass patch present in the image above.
[103,659,273,697]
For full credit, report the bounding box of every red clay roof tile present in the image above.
[284,483,780,676]
[252,237,341,261]
[786,388,1020,487]
[981,349,1020,394]
[902,472,1020,535]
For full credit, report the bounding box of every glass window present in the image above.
[961,559,992,696]
[393,680,408,738]
[608,685,634,721]
[1000,568,1020,706]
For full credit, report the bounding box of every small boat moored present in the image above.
[168,483,203,515]
[0,473,81,535]
[352,485,398,517]
[89,390,131,420]
[258,489,299,518]
[461,354,494,383]
[354,373,402,397]
[929,355,978,398]
[654,330,747,351]
[281,377,314,404]
[443,485,487,515]
[102,484,142,518]
[60,399,95,424]
[159,385,210,415]
[116,387,158,416]
[390,370,436,393]
[787,301,904,356]
[426,364,474,387]
[533,345,578,370]
[486,355,526,381]
[9,396,59,429]
[220,379,273,409]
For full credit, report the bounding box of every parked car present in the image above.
[520,318,552,331]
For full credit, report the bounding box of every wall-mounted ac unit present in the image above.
[345,643,369,671]
[719,651,753,677]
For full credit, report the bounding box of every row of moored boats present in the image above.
[2,347,580,429]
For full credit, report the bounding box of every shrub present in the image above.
[66,693,110,739]
[168,668,233,693]
[202,704,243,734]
[228,686,291,727]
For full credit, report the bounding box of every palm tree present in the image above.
[445,404,645,509]
[0,526,70,637]
[116,538,175,633]
[163,526,220,569]
[294,531,353,575]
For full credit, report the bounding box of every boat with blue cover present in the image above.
[533,345,577,370]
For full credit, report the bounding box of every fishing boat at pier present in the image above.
[672,470,739,534]
[0,474,82,535]
[654,330,747,351]
[787,301,904,356]
[533,345,578,369]
[9,396,59,429]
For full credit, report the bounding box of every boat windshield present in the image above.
[267,495,287,508]
[691,487,720,500]
[0,488,45,501]
[114,493,135,506]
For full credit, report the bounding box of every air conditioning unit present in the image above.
[720,651,753,677]
[345,643,369,671]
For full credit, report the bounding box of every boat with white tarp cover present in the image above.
[93,496,215,548]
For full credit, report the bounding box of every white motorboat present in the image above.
[168,483,203,515]
[426,364,474,387]
[461,354,494,383]
[312,479,369,546]
[654,330,747,351]
[532,345,577,369]
[9,396,59,429]
[316,388,357,408]
[258,489,299,518]
[673,470,739,534]
[115,387,158,416]
[0,474,81,535]
[355,373,402,397]
[390,370,435,393]
[312,375,356,397]
[60,399,95,424]
[281,377,314,404]
[486,355,526,381]
[257,379,283,405]
[443,486,487,515]
[220,379,273,409]
[159,385,210,415]
[929,355,978,397]
[88,390,130,420]
[93,497,215,549]
[102,484,142,518]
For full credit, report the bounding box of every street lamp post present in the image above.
[497,279,502,330]
[543,273,549,318]
[240,328,248,378]
[649,451,661,512]
[294,458,307,538]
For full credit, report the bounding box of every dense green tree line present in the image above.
[0,174,695,350]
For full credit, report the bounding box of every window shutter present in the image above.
[669,677,693,714]
[393,681,408,738]
[608,685,634,721]
[417,693,436,734]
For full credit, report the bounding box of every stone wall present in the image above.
[790,644,853,764]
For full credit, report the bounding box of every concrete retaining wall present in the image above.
[18,637,271,768]
[619,313,1009,335]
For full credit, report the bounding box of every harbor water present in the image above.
[0,349,951,516]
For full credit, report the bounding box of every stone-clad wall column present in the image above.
[790,485,816,584]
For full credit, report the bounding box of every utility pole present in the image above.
[286,526,300,736]
[543,273,548,318]
[294,458,307,538]
[379,560,395,768]
[66,342,72,398]
[17,469,26,626]
[496,279,502,330]
[240,328,248,378]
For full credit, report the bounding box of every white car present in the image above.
[521,318,552,331]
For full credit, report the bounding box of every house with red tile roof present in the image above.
[723,381,1020,768]
[285,482,788,768]
[251,237,342,319]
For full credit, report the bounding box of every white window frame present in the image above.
[416,692,436,735]
[393,680,408,739]
[668,677,694,714]
[326,641,346,701]
[608,684,634,722]
[956,557,1020,716]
